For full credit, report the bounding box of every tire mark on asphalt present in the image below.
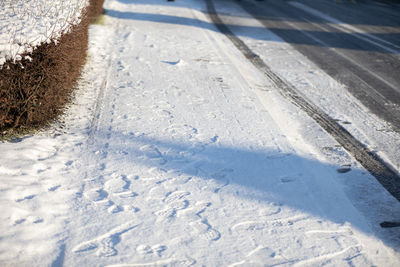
[237,0,400,133]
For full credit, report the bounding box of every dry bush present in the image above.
[88,0,105,22]
[0,0,104,134]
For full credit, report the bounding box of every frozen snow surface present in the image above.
[0,0,89,67]
[1,0,400,266]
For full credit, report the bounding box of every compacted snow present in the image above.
[0,0,399,266]
[0,0,88,67]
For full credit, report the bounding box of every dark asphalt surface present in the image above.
[234,0,400,132]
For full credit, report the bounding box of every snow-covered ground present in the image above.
[0,0,399,266]
[0,0,88,67]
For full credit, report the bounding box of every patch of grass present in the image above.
[1,127,40,143]
[92,13,106,25]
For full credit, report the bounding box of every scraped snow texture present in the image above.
[0,0,89,67]
[0,0,400,266]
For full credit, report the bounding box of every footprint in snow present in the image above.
[232,221,267,233]
[14,216,44,225]
[15,194,36,202]
[24,141,57,161]
[232,246,280,265]
[211,169,233,193]
[164,191,190,204]
[280,176,296,183]
[155,191,191,219]
[161,59,186,66]
[337,164,352,173]
[169,199,190,211]
[14,218,26,225]
[73,221,140,257]
[211,168,233,179]
[107,204,123,214]
[84,188,108,202]
[155,207,178,219]
[48,185,61,192]
[104,174,131,194]
[32,217,44,224]
[140,145,166,164]
[137,244,167,256]
[165,124,198,140]
[190,220,221,241]
[259,204,282,217]
[210,135,219,143]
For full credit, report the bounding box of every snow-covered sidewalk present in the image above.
[1,0,399,266]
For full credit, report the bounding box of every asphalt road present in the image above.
[207,0,400,201]
[235,0,400,132]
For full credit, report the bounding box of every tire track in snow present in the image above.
[87,25,121,144]
[205,0,400,202]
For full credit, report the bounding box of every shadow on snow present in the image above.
[91,129,400,250]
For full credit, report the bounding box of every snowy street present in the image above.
[1,0,400,266]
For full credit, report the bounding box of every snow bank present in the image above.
[0,0,89,67]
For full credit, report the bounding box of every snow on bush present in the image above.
[0,0,89,68]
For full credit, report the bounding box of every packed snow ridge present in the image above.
[0,0,89,68]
